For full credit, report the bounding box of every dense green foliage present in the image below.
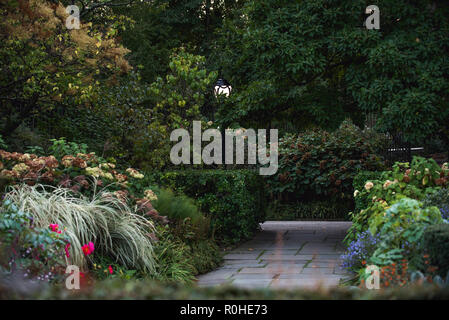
[0,0,131,136]
[422,224,449,277]
[148,170,267,245]
[213,0,449,146]
[267,200,353,221]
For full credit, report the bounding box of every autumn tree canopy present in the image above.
[0,0,131,135]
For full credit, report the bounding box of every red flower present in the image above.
[108,265,113,274]
[65,243,71,258]
[82,242,95,256]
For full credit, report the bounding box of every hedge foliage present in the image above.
[422,224,449,277]
[3,277,449,300]
[267,200,353,221]
[147,170,267,245]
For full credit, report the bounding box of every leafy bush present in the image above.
[343,157,449,287]
[150,188,213,243]
[422,224,449,277]
[3,184,157,274]
[148,170,266,245]
[267,120,387,203]
[153,188,205,226]
[423,188,449,221]
[188,239,222,275]
[0,148,143,193]
[151,226,222,283]
[368,198,442,267]
[346,157,448,243]
[48,138,88,160]
[267,199,353,220]
[0,200,68,282]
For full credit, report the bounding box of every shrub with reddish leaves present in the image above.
[267,119,387,202]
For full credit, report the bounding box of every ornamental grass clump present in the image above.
[3,184,156,274]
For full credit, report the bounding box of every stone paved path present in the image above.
[197,221,353,290]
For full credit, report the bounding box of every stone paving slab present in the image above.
[231,279,272,289]
[232,273,277,280]
[197,221,354,290]
[223,253,261,260]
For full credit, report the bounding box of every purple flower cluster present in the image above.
[439,206,449,221]
[341,230,380,271]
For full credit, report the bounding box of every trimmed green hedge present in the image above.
[267,199,353,221]
[4,278,449,300]
[422,224,449,277]
[147,170,267,245]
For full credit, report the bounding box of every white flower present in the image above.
[354,190,360,197]
[364,181,374,191]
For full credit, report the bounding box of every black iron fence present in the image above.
[383,132,424,164]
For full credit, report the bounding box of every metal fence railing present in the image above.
[384,132,424,164]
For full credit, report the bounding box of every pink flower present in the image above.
[65,243,71,258]
[82,242,95,256]
[108,265,113,274]
[49,224,59,232]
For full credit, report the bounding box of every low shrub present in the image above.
[3,184,157,274]
[367,198,442,267]
[151,226,222,283]
[152,188,210,241]
[3,277,449,300]
[423,188,449,221]
[188,239,222,275]
[267,199,353,220]
[0,201,68,282]
[152,227,197,284]
[148,170,267,245]
[422,224,449,277]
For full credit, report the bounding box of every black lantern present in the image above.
[214,78,232,98]
[214,78,232,166]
